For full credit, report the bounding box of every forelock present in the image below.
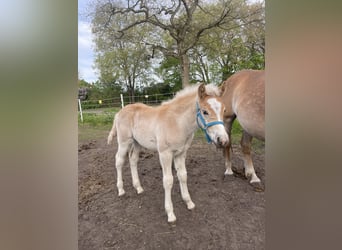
[204,84,221,96]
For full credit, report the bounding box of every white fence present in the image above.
[78,92,175,122]
[81,92,174,109]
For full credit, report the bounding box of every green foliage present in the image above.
[192,1,265,82]
[78,78,91,88]
[155,57,182,92]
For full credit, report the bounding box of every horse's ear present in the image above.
[198,83,207,99]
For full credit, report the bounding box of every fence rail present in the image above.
[78,92,176,120]
[79,92,175,110]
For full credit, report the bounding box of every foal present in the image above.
[108,84,228,222]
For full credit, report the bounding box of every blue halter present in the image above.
[196,102,224,143]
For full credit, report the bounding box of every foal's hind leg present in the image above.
[174,152,195,210]
[129,144,144,194]
[241,131,261,183]
[115,142,130,196]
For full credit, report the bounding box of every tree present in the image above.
[92,7,153,102]
[194,1,265,81]
[155,56,182,92]
[90,0,262,88]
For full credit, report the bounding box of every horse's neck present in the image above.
[165,94,198,133]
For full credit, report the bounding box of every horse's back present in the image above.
[222,70,265,140]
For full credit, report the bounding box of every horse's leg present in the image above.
[159,151,176,223]
[224,140,233,175]
[224,117,235,176]
[174,152,195,210]
[241,130,261,183]
[115,142,130,196]
[129,144,144,194]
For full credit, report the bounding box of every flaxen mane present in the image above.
[162,83,221,105]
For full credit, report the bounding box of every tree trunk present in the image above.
[130,88,135,103]
[180,53,190,88]
[127,79,135,103]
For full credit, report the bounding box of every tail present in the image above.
[107,114,117,145]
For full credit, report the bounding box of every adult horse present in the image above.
[221,70,265,184]
[107,83,229,223]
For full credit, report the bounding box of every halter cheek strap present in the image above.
[196,102,224,143]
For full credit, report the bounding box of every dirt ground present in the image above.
[78,137,265,250]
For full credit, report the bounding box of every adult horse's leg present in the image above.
[241,130,261,183]
[159,151,176,223]
[128,144,144,194]
[223,116,235,176]
[115,142,130,196]
[174,152,195,210]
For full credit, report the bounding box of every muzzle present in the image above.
[196,102,224,144]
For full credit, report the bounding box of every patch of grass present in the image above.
[78,107,120,126]
[78,124,112,143]
[78,107,119,143]
[231,121,243,144]
[79,113,114,126]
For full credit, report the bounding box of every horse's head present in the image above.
[196,84,229,147]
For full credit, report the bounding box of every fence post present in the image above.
[120,93,124,108]
[78,99,83,122]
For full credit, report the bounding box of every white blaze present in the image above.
[207,98,222,121]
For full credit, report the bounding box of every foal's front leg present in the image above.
[159,151,176,223]
[174,152,195,210]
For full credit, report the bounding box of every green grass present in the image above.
[78,124,112,143]
[78,107,120,126]
[78,107,119,142]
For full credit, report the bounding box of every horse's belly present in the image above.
[239,119,265,140]
[134,133,158,150]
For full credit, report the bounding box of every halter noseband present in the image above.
[196,102,224,143]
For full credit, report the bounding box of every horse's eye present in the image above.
[203,110,209,115]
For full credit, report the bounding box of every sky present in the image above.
[78,0,98,83]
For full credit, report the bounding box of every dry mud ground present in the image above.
[79,137,265,250]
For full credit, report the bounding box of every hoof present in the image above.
[187,201,195,210]
[224,169,233,175]
[248,174,261,184]
[167,214,176,223]
[118,189,125,196]
[137,187,144,194]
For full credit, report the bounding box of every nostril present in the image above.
[217,137,221,145]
